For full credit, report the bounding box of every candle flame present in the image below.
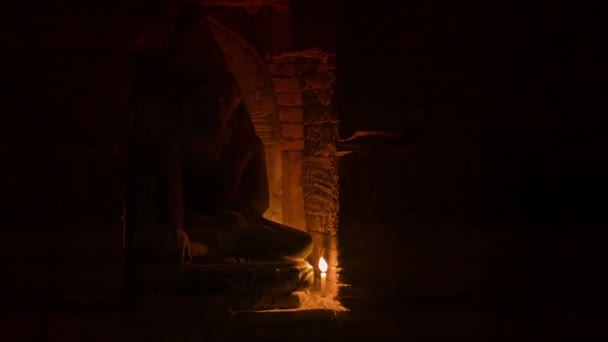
[318,256,328,273]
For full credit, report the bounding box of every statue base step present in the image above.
[139,290,310,311]
[130,259,314,310]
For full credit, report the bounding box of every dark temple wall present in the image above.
[336,1,481,315]
[336,1,608,338]
[29,0,181,308]
[482,4,608,332]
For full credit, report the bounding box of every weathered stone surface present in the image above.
[301,71,335,91]
[315,54,337,73]
[279,106,304,122]
[304,124,339,156]
[303,89,334,107]
[276,93,302,106]
[263,144,283,223]
[303,156,339,235]
[305,139,337,158]
[267,57,298,76]
[252,119,275,140]
[272,77,300,93]
[304,123,339,141]
[279,138,304,151]
[297,58,321,75]
[300,59,339,238]
[282,151,306,230]
[271,54,339,252]
[303,103,336,123]
[305,213,338,236]
[280,123,304,140]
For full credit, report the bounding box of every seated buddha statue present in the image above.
[163,79,312,263]
[125,4,313,308]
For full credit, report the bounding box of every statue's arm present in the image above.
[239,137,270,220]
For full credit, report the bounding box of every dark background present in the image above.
[2,0,607,339]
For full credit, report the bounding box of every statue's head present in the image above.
[168,4,232,82]
[165,4,277,135]
[176,79,242,131]
[165,4,243,131]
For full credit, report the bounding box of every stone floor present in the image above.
[2,308,477,342]
[4,228,608,341]
[1,291,484,341]
[4,299,608,341]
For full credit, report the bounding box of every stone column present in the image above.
[269,49,339,296]
[268,49,337,233]
[300,51,339,297]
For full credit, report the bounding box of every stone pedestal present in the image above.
[133,259,314,310]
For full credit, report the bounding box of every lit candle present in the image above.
[318,256,328,297]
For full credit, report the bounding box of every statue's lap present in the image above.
[138,217,314,309]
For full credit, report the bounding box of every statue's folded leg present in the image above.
[230,219,313,260]
[184,214,312,260]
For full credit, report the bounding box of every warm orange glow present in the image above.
[318,256,328,273]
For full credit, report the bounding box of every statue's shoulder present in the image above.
[243,129,264,149]
[230,126,264,155]
[247,134,268,162]
[251,134,266,154]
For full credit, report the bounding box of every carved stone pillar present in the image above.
[268,49,339,296]
[268,49,340,234]
[268,49,338,234]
